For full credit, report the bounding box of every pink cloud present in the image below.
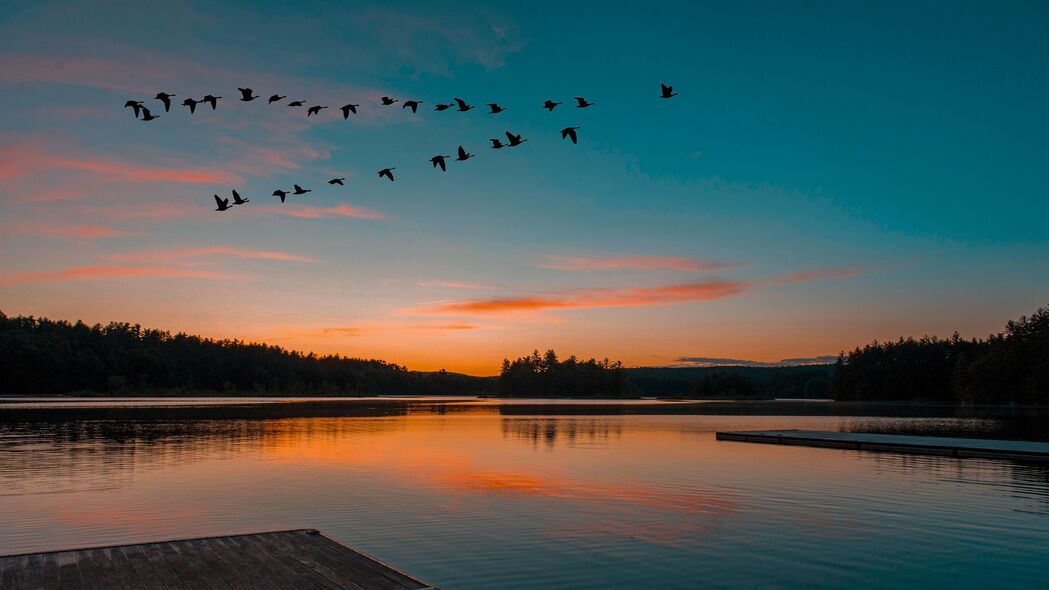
[539,255,733,272]
[0,265,247,286]
[3,223,133,239]
[105,246,316,264]
[255,204,387,220]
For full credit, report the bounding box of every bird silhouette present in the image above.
[487,103,507,114]
[340,104,358,119]
[202,95,221,110]
[660,83,678,99]
[380,96,399,106]
[505,131,527,147]
[430,155,449,172]
[292,184,311,195]
[434,103,452,111]
[181,98,201,113]
[402,100,422,113]
[154,93,175,112]
[238,88,259,101]
[453,98,473,112]
[574,96,594,108]
[543,100,562,112]
[140,107,159,121]
[307,105,327,117]
[456,145,474,161]
[231,189,249,205]
[287,100,306,107]
[378,167,396,181]
[214,195,231,211]
[328,178,345,185]
[272,189,289,203]
[124,100,144,118]
[268,94,286,104]
[561,126,580,144]
[489,138,505,149]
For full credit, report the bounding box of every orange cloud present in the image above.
[3,223,133,239]
[255,204,387,220]
[539,255,733,272]
[0,265,247,286]
[106,246,316,264]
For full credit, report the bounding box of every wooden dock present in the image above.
[0,529,438,590]
[716,429,1049,462]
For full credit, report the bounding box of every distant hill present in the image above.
[625,365,833,399]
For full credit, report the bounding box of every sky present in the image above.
[2,0,1048,375]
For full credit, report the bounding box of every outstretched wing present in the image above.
[458,146,468,158]
[454,98,467,109]
[438,159,446,171]
[232,189,241,202]
[661,83,670,94]
[214,194,225,208]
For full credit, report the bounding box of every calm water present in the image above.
[2,399,1048,589]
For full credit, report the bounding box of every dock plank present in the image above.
[0,530,436,590]
[716,429,1049,462]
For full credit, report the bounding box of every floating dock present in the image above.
[715,429,1049,462]
[0,529,438,590]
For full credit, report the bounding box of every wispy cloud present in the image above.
[539,255,733,272]
[417,280,494,289]
[255,204,387,220]
[3,223,134,239]
[0,265,246,286]
[105,246,316,264]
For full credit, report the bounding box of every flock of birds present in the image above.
[123,84,680,212]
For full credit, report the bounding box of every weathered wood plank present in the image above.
[0,554,26,590]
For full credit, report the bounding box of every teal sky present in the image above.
[1,0,1047,374]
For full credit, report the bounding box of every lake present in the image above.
[2,398,1048,589]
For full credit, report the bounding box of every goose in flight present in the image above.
[231,189,249,205]
[268,94,286,104]
[340,104,358,118]
[434,102,452,111]
[660,83,678,99]
[238,88,259,101]
[380,96,399,106]
[574,96,594,108]
[307,105,327,117]
[124,100,144,118]
[505,131,527,147]
[292,184,311,195]
[453,98,473,112]
[430,155,450,172]
[487,103,507,114]
[378,167,396,181]
[402,100,422,113]
[456,145,474,161]
[287,100,306,107]
[139,107,159,121]
[154,93,175,112]
[202,95,222,110]
[328,178,346,185]
[181,98,202,113]
[272,189,289,203]
[561,126,580,144]
[214,195,231,211]
[542,100,561,111]
[489,138,505,149]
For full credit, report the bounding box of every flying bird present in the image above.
[238,88,259,101]
[505,131,527,147]
[154,93,175,112]
[202,95,221,110]
[542,100,561,111]
[660,83,678,99]
[287,100,306,107]
[434,103,452,111]
[402,100,422,113]
[487,103,507,114]
[272,189,289,203]
[328,178,345,185]
[292,184,311,195]
[456,145,474,161]
[430,155,449,172]
[214,195,231,211]
[380,96,399,105]
[453,98,473,112]
[124,100,144,118]
[181,98,201,113]
[340,104,358,118]
[574,96,594,108]
[268,94,286,104]
[378,167,396,181]
[139,107,159,121]
[231,189,249,205]
[561,126,580,144]
[489,138,505,149]
[307,105,327,117]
